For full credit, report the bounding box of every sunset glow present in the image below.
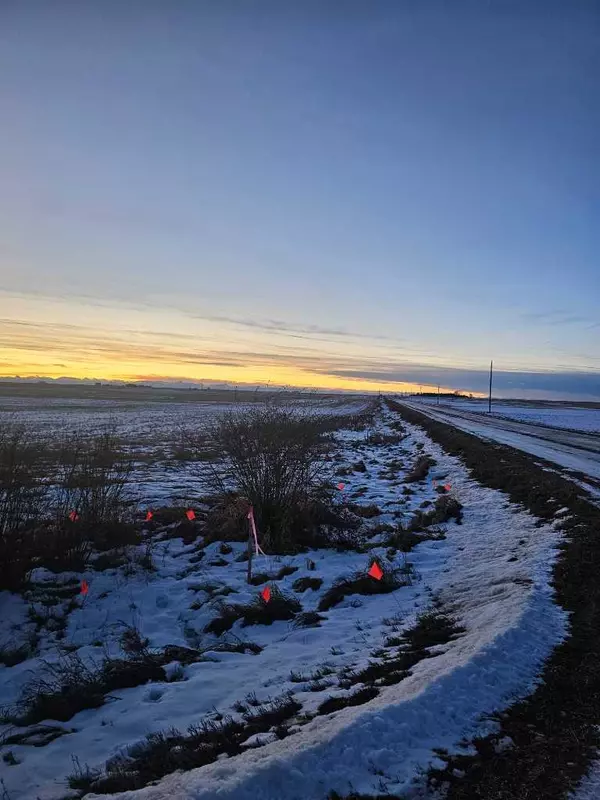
[1,292,468,394]
[0,3,597,399]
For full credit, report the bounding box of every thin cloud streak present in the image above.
[0,290,403,346]
[321,366,600,397]
[520,309,599,327]
[2,318,599,398]
[0,319,439,368]
[191,313,403,343]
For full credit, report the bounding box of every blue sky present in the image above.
[1,1,598,397]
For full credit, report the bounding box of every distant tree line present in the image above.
[413,391,473,399]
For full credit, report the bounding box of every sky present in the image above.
[1,1,598,399]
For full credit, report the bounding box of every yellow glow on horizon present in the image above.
[0,291,486,397]
[0,355,482,396]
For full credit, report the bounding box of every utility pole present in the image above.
[437,384,440,405]
[488,360,493,413]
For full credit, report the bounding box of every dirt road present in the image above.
[402,400,600,493]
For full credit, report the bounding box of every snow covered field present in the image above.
[0,395,367,441]
[0,395,368,508]
[0,402,568,800]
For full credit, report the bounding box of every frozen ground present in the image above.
[0,395,366,440]
[0,395,369,508]
[0,405,568,800]
[572,767,600,800]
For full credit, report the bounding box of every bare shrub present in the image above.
[347,503,381,519]
[336,403,377,433]
[318,562,410,611]
[0,422,48,591]
[2,644,167,725]
[317,686,379,715]
[67,756,101,791]
[409,496,463,531]
[0,423,140,588]
[55,429,135,524]
[126,541,156,573]
[248,564,298,586]
[204,587,302,635]
[89,693,301,792]
[2,653,106,724]
[292,611,325,628]
[292,577,323,592]
[120,625,150,657]
[38,519,95,573]
[385,525,446,551]
[174,425,218,462]
[402,609,465,650]
[203,603,245,636]
[205,403,332,552]
[241,586,301,626]
[41,428,138,569]
[0,639,35,667]
[405,455,436,483]
[0,423,47,535]
[204,494,254,543]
